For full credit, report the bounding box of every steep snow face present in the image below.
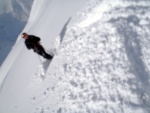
[0,0,87,113]
[0,0,150,113]
[0,0,32,20]
[0,0,33,65]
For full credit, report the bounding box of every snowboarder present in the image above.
[21,32,53,60]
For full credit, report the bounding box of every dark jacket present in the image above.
[25,35,41,51]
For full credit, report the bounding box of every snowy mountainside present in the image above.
[0,0,32,20]
[51,1,150,112]
[0,0,150,113]
[0,0,33,65]
[0,0,87,113]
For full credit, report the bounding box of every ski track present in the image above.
[27,1,150,113]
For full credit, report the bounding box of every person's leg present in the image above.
[37,46,53,60]
[44,53,53,60]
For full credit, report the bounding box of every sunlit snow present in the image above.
[0,0,150,113]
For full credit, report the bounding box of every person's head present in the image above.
[21,32,29,39]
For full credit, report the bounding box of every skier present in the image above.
[21,32,53,60]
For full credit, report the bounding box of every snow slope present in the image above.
[1,0,150,113]
[0,0,33,65]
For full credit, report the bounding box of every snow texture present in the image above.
[0,0,150,113]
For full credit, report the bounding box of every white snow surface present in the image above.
[0,0,150,113]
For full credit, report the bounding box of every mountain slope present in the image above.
[0,0,150,113]
[0,0,87,113]
[0,0,33,65]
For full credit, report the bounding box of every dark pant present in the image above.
[35,45,53,60]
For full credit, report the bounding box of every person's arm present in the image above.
[25,41,32,50]
[30,35,41,43]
